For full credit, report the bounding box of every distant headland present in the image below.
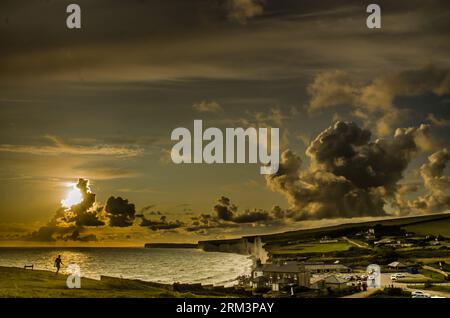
[144,243,198,249]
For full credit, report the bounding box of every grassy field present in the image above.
[397,269,446,284]
[268,241,353,255]
[416,258,450,264]
[0,266,203,298]
[255,213,450,244]
[403,219,450,237]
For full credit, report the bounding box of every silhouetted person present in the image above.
[54,255,63,274]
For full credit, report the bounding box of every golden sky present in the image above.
[0,0,449,245]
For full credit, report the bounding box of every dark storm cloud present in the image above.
[210,197,275,225]
[139,214,184,231]
[105,196,136,227]
[214,196,237,221]
[266,121,434,220]
[185,213,240,233]
[139,204,157,214]
[307,122,430,192]
[65,229,97,242]
[27,213,98,242]
[137,196,278,234]
[27,217,71,242]
[212,196,272,223]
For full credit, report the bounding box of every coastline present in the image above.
[0,247,254,292]
[0,266,253,298]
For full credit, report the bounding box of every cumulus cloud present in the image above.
[232,210,270,223]
[213,196,275,224]
[427,113,450,127]
[266,121,434,220]
[308,66,450,136]
[27,178,106,241]
[62,179,105,227]
[399,149,450,214]
[105,196,136,227]
[140,214,184,231]
[28,225,94,242]
[226,0,264,24]
[26,179,140,241]
[308,71,359,112]
[214,196,237,221]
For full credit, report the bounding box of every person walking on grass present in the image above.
[54,255,63,274]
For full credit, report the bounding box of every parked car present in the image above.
[412,291,431,298]
[390,273,406,280]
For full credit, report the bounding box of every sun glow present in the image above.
[61,184,83,208]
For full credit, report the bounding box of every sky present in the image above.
[0,0,449,245]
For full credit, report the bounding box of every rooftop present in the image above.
[255,262,305,273]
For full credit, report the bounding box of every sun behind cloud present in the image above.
[61,183,83,208]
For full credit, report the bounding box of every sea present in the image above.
[0,247,254,287]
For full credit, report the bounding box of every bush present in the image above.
[293,285,311,293]
[373,247,398,265]
[372,287,412,298]
[384,287,405,296]
[254,286,271,294]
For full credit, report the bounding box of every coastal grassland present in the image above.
[397,269,446,284]
[268,241,353,255]
[403,218,450,237]
[260,214,450,244]
[415,257,450,265]
[0,266,202,298]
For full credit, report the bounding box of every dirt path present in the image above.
[342,236,371,249]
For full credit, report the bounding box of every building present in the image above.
[430,238,441,246]
[319,236,339,244]
[365,228,376,240]
[251,261,311,291]
[375,239,413,248]
[303,263,351,274]
[310,275,348,291]
[387,261,407,270]
[374,238,394,246]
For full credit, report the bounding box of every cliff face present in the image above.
[198,237,269,263]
